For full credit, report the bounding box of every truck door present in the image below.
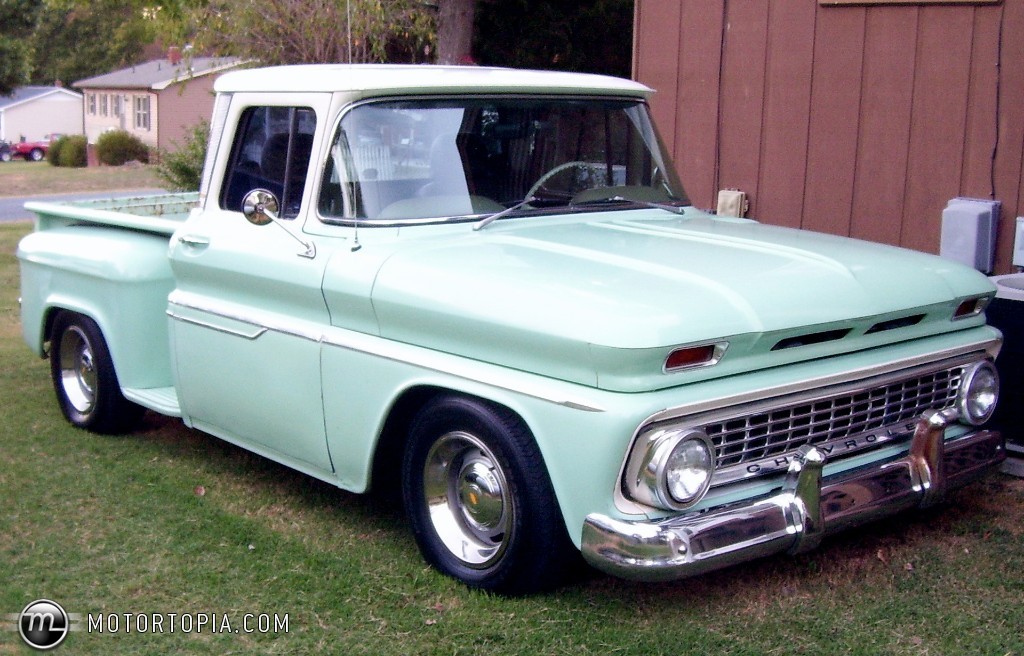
[168,97,335,474]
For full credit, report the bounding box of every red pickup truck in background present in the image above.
[0,134,62,162]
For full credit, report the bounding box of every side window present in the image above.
[220,106,316,219]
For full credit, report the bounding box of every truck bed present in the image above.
[24,192,199,235]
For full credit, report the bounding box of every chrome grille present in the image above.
[705,365,965,469]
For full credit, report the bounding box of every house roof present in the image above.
[74,57,243,92]
[0,86,82,111]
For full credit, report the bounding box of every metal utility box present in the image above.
[940,198,1000,273]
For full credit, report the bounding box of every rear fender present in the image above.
[17,226,176,389]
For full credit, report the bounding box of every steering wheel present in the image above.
[525,161,595,200]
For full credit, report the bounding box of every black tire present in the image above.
[49,312,144,433]
[29,148,44,161]
[401,395,574,595]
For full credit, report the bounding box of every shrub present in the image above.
[45,136,67,166]
[155,120,208,192]
[57,136,88,168]
[96,130,149,166]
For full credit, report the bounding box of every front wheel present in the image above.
[29,148,44,161]
[49,312,144,433]
[401,395,573,594]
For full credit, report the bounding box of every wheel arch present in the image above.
[369,385,535,498]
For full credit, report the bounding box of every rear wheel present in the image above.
[401,395,573,595]
[29,148,44,161]
[49,312,144,433]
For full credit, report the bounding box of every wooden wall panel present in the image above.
[756,1,816,228]
[900,7,973,255]
[802,7,866,237]
[633,0,1024,273]
[674,1,724,211]
[960,6,1001,199]
[632,0,682,154]
[849,7,918,246]
[716,2,769,214]
[997,0,1024,270]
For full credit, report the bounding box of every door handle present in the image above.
[177,234,210,249]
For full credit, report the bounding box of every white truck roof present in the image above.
[214,64,653,99]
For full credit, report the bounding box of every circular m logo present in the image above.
[19,599,69,650]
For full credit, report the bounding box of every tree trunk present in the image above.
[436,0,477,64]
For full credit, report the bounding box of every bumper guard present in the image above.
[582,409,1004,582]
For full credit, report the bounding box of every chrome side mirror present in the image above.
[242,188,279,226]
[240,189,316,259]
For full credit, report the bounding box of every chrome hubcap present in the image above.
[423,431,512,568]
[59,327,97,414]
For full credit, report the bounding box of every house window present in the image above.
[113,95,122,118]
[100,94,108,117]
[88,93,96,115]
[134,96,150,130]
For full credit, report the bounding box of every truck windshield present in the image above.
[317,96,688,224]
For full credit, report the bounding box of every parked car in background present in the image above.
[9,134,62,161]
[0,140,12,162]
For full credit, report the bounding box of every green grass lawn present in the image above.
[0,160,162,197]
[1,219,1022,655]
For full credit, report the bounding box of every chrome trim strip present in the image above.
[584,420,1003,582]
[166,309,268,340]
[166,291,606,413]
[168,292,323,343]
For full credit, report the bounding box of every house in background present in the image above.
[0,86,83,143]
[633,0,1024,275]
[74,48,242,152]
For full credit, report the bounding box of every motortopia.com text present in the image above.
[86,612,289,635]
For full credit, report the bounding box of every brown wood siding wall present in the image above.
[155,76,219,153]
[634,0,1024,274]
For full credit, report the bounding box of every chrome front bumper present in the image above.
[582,410,1004,582]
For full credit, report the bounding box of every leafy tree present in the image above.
[0,0,42,95]
[168,0,434,65]
[30,1,157,85]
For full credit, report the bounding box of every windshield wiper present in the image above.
[473,196,537,231]
[571,194,687,215]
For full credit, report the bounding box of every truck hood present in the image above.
[369,210,996,391]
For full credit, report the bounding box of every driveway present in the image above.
[0,189,166,222]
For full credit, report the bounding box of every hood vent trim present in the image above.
[772,328,851,351]
[866,314,926,335]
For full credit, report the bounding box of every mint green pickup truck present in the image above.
[18,65,1004,594]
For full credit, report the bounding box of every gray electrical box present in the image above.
[939,198,1000,273]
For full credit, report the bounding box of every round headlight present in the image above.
[630,428,716,510]
[957,361,999,426]
[663,435,714,505]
